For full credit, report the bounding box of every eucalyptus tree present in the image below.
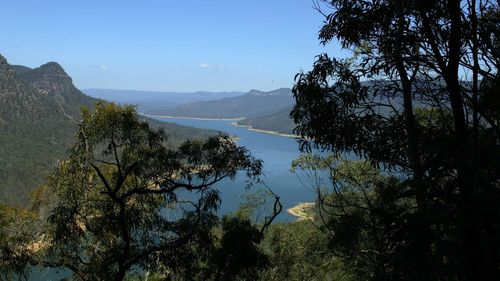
[0,204,36,281]
[39,103,278,281]
[292,1,500,280]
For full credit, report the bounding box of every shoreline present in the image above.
[287,202,315,221]
[143,113,300,139]
[231,122,299,138]
[142,114,245,121]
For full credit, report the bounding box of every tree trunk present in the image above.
[393,2,429,280]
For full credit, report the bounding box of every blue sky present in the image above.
[0,0,344,92]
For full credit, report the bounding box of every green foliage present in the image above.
[292,1,500,280]
[38,102,263,281]
[207,217,269,281]
[293,155,417,280]
[233,188,280,224]
[259,221,346,281]
[120,216,270,281]
[0,204,37,281]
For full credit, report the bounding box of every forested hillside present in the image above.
[0,57,87,204]
[237,107,295,135]
[0,55,216,205]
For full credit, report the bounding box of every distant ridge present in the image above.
[82,89,245,114]
[160,88,294,119]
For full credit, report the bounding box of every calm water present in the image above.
[29,117,313,280]
[155,117,315,222]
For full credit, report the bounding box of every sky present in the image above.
[0,0,344,92]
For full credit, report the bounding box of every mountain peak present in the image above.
[38,62,67,75]
[29,61,73,84]
[248,88,292,97]
[11,61,78,98]
[248,89,264,95]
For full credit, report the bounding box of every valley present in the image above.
[94,87,298,136]
[1,0,497,279]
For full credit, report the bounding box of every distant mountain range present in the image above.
[0,55,216,205]
[86,87,299,135]
[235,81,447,136]
[159,88,294,118]
[143,87,298,135]
[82,89,245,114]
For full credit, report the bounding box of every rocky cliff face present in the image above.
[0,55,97,205]
[0,55,52,124]
[15,62,74,97]
[12,61,96,117]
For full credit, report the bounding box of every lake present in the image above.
[28,116,314,280]
[154,117,316,222]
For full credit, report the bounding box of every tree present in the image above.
[291,154,417,281]
[38,103,276,281]
[206,217,269,281]
[133,215,272,281]
[0,204,36,281]
[259,219,342,281]
[292,1,500,280]
[144,191,283,281]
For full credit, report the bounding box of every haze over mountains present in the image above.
[82,89,244,115]
[83,87,298,135]
[160,88,294,118]
[157,88,296,134]
[0,55,216,205]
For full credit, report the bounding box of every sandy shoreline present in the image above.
[143,114,245,121]
[142,113,300,138]
[144,113,300,138]
[287,202,315,221]
[231,122,299,138]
